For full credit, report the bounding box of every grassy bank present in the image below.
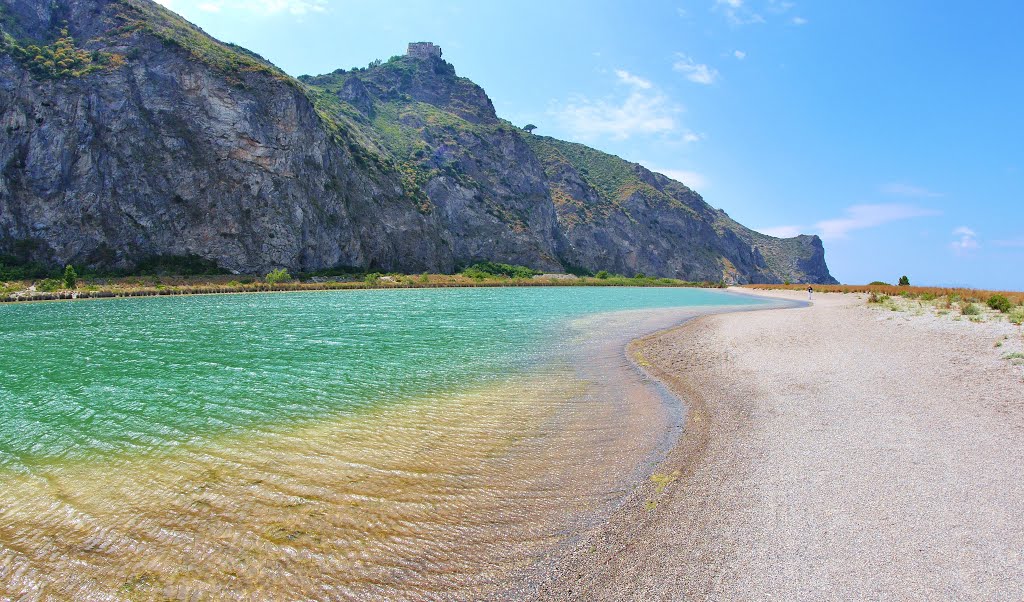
[0,270,724,304]
[743,283,1024,305]
[742,283,1024,326]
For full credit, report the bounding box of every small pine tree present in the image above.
[62,264,78,289]
[898,275,910,286]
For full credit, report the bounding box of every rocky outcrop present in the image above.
[0,0,837,283]
[522,136,835,283]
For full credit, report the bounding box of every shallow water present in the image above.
[0,287,770,599]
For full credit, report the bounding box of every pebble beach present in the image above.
[518,289,1024,600]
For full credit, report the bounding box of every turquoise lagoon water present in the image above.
[0,286,771,599]
[0,287,764,468]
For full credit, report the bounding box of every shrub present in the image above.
[869,281,891,286]
[595,270,610,280]
[0,254,53,281]
[1009,307,1024,326]
[364,272,381,285]
[6,28,117,79]
[960,302,980,316]
[37,278,63,292]
[634,273,646,279]
[265,268,291,284]
[898,275,910,286]
[62,264,78,289]
[987,294,1013,313]
[460,262,539,280]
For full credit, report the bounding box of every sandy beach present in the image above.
[518,289,1024,600]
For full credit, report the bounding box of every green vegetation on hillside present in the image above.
[521,135,702,230]
[107,0,290,83]
[0,26,122,78]
[300,58,559,230]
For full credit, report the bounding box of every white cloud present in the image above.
[816,204,941,240]
[550,73,681,141]
[682,131,704,143]
[766,0,795,12]
[673,54,720,85]
[253,0,327,14]
[791,16,808,25]
[880,182,943,198]
[733,50,747,60]
[643,166,710,190]
[950,226,979,254]
[758,225,804,238]
[759,204,941,241]
[713,0,765,25]
[614,69,653,89]
[181,0,327,16]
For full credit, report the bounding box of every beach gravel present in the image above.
[513,290,1024,600]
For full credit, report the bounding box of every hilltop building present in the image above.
[407,42,442,59]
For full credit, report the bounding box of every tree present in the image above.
[265,268,291,285]
[898,275,910,286]
[62,264,78,289]
[523,124,537,134]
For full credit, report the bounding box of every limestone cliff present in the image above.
[0,0,837,283]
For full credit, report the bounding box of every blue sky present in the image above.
[155,0,1023,289]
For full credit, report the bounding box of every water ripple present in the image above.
[0,287,768,599]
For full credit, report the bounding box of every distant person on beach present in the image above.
[807,286,814,300]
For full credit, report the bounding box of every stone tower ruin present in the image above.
[407,42,442,59]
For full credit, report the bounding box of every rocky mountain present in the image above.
[0,0,837,283]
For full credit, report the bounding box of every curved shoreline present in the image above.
[516,289,1024,600]
[0,287,775,600]
[502,292,801,599]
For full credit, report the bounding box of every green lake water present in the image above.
[0,286,764,469]
[0,286,774,599]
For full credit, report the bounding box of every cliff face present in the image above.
[0,0,459,274]
[0,0,837,283]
